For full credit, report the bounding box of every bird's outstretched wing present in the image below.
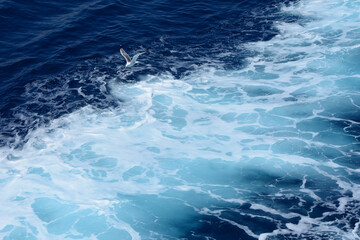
[131,51,147,64]
[120,47,132,64]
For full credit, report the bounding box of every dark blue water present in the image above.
[0,0,297,148]
[1,0,360,239]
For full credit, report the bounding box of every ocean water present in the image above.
[0,0,360,239]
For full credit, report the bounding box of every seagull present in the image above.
[120,46,148,68]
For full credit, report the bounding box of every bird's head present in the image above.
[120,45,123,49]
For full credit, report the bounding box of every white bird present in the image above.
[120,46,148,68]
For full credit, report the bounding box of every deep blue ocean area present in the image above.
[1,0,360,239]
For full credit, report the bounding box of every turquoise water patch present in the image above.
[115,194,199,238]
[291,86,317,98]
[122,166,146,181]
[27,167,51,180]
[146,146,160,153]
[98,227,132,240]
[335,77,360,91]
[187,86,243,104]
[3,226,36,240]
[242,85,284,97]
[90,158,118,168]
[74,215,108,237]
[153,94,173,106]
[220,112,237,122]
[32,198,78,223]
[269,103,319,119]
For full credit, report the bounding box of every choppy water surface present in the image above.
[1,0,360,239]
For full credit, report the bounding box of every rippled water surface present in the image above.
[1,0,360,239]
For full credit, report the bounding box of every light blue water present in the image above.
[1,0,360,239]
